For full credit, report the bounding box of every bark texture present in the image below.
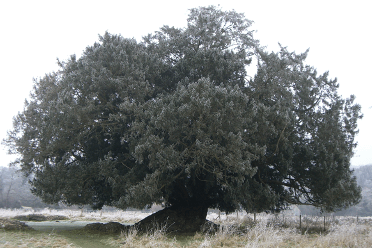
[135,205,216,233]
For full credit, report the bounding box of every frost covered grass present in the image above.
[106,226,179,248]
[1,208,372,247]
[0,208,152,224]
[106,212,372,248]
[105,217,372,247]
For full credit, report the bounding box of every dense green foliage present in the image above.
[4,6,361,214]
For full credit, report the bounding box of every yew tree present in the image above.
[4,6,361,232]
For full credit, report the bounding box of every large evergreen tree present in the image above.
[4,6,361,232]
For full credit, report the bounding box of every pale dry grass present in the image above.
[298,223,372,247]
[106,225,178,248]
[107,215,372,248]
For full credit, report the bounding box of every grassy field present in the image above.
[1,208,372,247]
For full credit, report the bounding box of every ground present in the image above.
[1,209,372,247]
[0,217,33,231]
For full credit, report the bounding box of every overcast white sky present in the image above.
[1,0,371,168]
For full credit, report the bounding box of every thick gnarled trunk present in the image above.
[83,205,218,234]
[134,204,215,233]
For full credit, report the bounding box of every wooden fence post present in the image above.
[324,216,326,232]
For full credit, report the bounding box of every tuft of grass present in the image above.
[106,224,179,248]
[244,220,300,248]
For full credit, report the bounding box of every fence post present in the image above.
[299,215,302,230]
[324,216,326,232]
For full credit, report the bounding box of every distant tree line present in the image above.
[0,166,53,209]
[335,164,372,216]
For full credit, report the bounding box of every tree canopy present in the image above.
[4,5,362,232]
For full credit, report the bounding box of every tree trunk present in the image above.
[134,204,217,233]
